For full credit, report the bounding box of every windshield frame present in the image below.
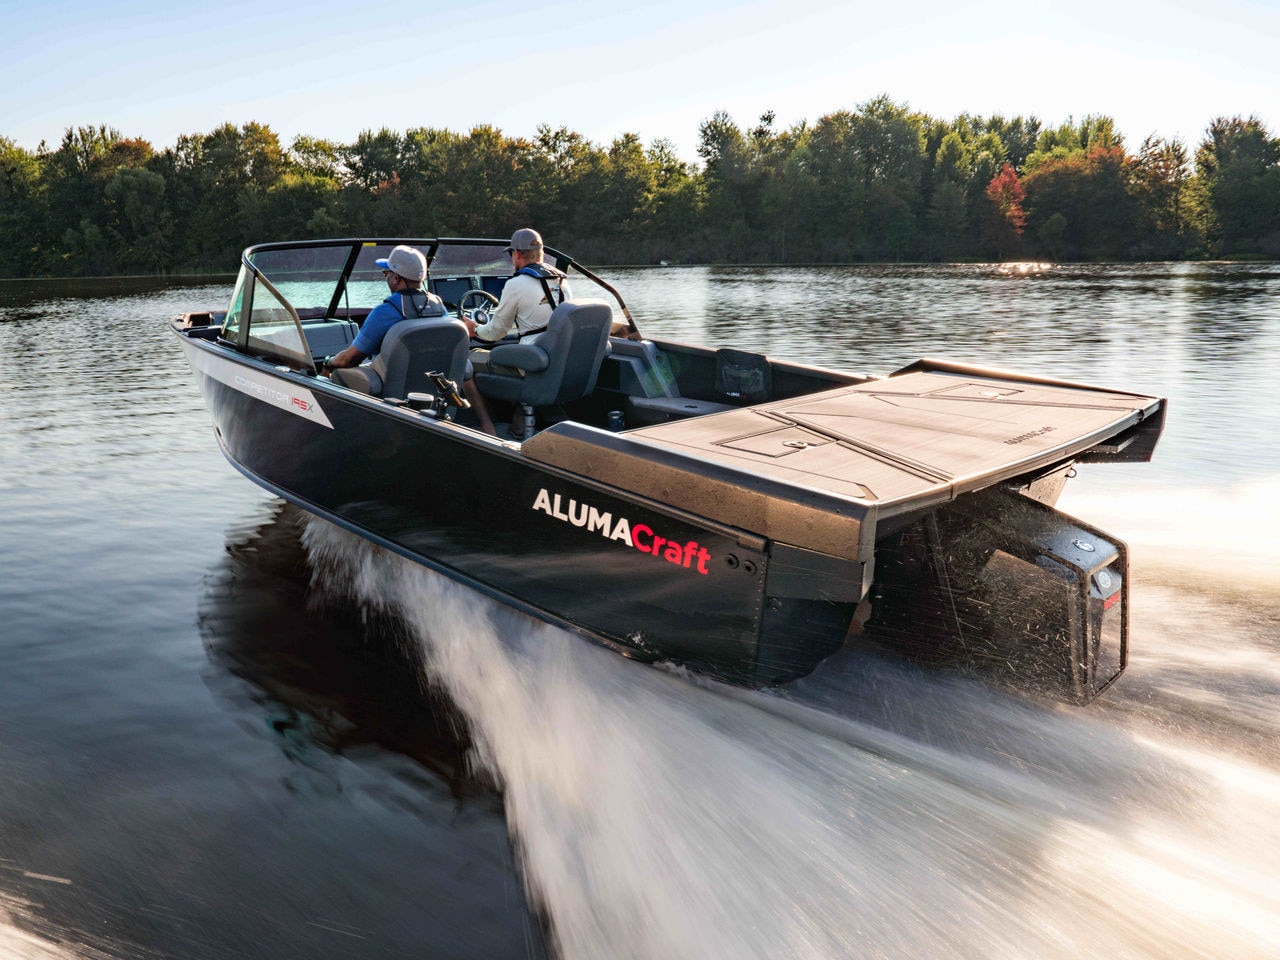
[238,237,638,334]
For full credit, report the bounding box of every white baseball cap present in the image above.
[375,245,427,281]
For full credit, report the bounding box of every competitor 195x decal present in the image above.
[187,348,333,428]
[533,488,711,574]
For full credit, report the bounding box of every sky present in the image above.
[3,0,1278,163]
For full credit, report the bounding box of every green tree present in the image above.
[104,166,170,270]
[846,95,926,258]
[246,172,341,240]
[926,180,968,260]
[696,110,753,259]
[38,125,122,272]
[147,134,205,265]
[145,122,287,267]
[9,105,1277,273]
[0,137,41,275]
[1130,134,1193,257]
[752,113,806,262]
[433,125,536,236]
[1025,115,1124,171]
[932,131,968,187]
[603,134,657,235]
[694,109,803,260]
[290,135,343,180]
[1191,115,1280,255]
[529,125,608,244]
[962,131,1009,254]
[785,111,867,260]
[1022,145,1139,259]
[646,138,690,189]
[201,121,285,189]
[1038,211,1068,260]
[60,220,108,274]
[638,138,702,262]
[397,126,461,232]
[987,114,1042,170]
[922,120,1021,259]
[342,127,404,192]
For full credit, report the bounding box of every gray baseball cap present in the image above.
[505,228,543,253]
[375,245,427,281]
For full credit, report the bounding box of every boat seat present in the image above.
[626,395,737,425]
[331,317,471,401]
[473,301,614,414]
[620,347,767,425]
[302,319,359,358]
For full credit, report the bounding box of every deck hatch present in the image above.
[927,382,1026,400]
[719,426,833,458]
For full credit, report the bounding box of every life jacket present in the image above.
[512,263,568,338]
[390,288,445,319]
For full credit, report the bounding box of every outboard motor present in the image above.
[867,488,1128,703]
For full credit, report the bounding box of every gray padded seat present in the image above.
[303,319,359,358]
[473,301,613,408]
[332,316,471,400]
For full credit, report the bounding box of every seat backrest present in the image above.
[370,317,471,400]
[517,301,614,407]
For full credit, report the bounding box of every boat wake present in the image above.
[1062,473,1280,597]
[0,892,100,960]
[302,477,1280,960]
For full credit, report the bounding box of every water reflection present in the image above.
[196,503,550,960]
[0,274,234,312]
[198,502,487,797]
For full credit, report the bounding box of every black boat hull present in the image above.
[183,336,855,684]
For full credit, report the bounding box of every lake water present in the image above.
[1,262,1278,959]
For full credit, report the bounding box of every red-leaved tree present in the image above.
[980,163,1026,259]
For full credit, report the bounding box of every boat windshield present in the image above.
[220,261,311,367]
[224,237,635,360]
[245,245,354,314]
[238,241,519,316]
[431,243,513,277]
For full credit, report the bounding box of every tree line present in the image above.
[2,95,1278,277]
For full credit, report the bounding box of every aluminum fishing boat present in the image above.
[173,237,1165,702]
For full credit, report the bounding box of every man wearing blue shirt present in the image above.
[321,245,442,373]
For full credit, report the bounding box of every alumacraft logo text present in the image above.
[532,488,712,575]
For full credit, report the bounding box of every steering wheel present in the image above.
[458,289,499,323]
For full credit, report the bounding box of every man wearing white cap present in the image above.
[321,245,444,373]
[464,228,571,353]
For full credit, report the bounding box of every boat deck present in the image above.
[626,367,1161,505]
[524,364,1162,559]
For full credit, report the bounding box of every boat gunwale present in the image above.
[174,326,778,552]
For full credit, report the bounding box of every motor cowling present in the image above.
[866,488,1128,703]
